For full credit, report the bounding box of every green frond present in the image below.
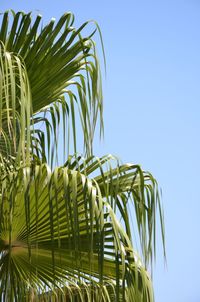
[64,154,166,268]
[0,161,156,301]
[0,10,104,160]
[0,41,32,166]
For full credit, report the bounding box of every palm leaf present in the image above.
[0,11,103,161]
[0,155,164,301]
[64,154,166,267]
[0,41,32,165]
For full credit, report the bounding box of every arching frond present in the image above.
[64,154,166,268]
[0,11,104,160]
[0,41,32,165]
[0,159,162,301]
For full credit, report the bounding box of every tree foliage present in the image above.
[0,11,165,301]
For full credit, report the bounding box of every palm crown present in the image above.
[0,11,165,301]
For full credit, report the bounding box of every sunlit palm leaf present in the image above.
[0,162,155,301]
[64,154,165,267]
[0,10,103,160]
[0,41,31,165]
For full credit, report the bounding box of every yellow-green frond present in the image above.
[0,41,32,166]
[0,162,156,301]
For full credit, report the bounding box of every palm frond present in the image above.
[0,159,160,301]
[64,154,166,267]
[0,41,32,165]
[0,11,103,160]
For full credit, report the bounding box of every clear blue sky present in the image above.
[1,1,200,301]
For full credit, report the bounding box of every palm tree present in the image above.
[0,11,165,302]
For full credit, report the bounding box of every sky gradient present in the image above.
[1,1,200,301]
